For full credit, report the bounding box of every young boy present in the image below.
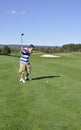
[19,44,34,83]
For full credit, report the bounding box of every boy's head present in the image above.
[28,44,35,52]
[28,44,35,49]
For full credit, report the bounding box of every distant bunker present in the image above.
[41,54,60,58]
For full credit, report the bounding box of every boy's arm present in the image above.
[20,46,23,53]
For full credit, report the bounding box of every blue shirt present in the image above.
[20,48,31,64]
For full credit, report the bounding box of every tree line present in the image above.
[36,43,81,53]
[0,43,81,55]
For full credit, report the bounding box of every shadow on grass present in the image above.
[32,75,61,80]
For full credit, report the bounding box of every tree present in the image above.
[1,45,11,55]
[0,48,1,55]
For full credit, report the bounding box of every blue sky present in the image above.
[0,0,81,46]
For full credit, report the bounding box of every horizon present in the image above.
[1,42,81,48]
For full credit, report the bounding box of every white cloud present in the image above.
[12,10,16,14]
[9,10,25,15]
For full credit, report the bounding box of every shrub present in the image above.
[1,45,11,55]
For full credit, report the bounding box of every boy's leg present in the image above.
[19,62,26,82]
[25,63,31,80]
[20,71,25,80]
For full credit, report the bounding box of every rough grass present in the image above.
[0,52,81,130]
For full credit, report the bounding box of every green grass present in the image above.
[0,52,81,130]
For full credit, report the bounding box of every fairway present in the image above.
[0,53,81,130]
